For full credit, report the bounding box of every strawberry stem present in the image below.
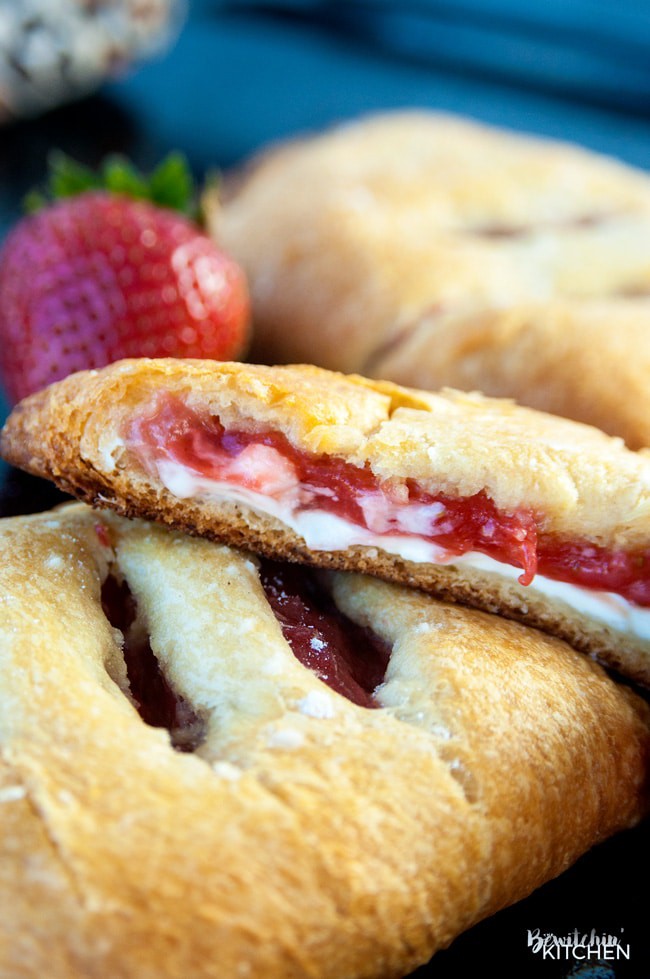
[100,156,150,200]
[147,154,195,213]
[24,151,202,219]
[50,152,100,198]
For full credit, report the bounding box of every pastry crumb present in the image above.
[297,690,336,719]
[266,728,304,750]
[0,785,26,804]
[212,761,242,781]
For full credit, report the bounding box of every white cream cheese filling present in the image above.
[155,457,650,642]
[452,551,650,641]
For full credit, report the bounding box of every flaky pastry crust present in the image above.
[2,503,650,978]
[6,359,650,683]
[6,360,650,685]
[4,358,650,545]
[209,111,650,448]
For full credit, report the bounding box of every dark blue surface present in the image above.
[1,4,649,975]
[3,2,650,231]
[104,3,650,169]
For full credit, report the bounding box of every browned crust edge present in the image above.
[24,448,650,689]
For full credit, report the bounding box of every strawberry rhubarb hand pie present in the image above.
[2,503,650,977]
[209,111,650,449]
[4,359,650,684]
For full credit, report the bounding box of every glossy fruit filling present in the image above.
[101,574,205,750]
[129,396,650,607]
[259,559,391,707]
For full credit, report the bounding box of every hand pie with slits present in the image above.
[2,503,649,978]
[5,359,650,685]
[208,110,650,449]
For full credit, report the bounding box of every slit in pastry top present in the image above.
[102,558,390,717]
[127,394,650,611]
[101,573,206,751]
[259,559,391,708]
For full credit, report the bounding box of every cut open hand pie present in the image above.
[2,503,649,978]
[209,111,650,449]
[5,359,650,685]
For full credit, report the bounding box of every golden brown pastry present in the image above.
[2,502,650,978]
[208,111,650,448]
[5,358,650,685]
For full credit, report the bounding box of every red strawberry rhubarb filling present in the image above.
[127,396,650,613]
[259,559,391,707]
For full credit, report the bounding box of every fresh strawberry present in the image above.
[0,153,250,404]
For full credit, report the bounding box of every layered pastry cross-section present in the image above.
[4,359,650,684]
[2,503,650,977]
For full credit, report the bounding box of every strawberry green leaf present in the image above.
[101,156,150,200]
[149,153,195,214]
[25,151,199,219]
[48,152,100,198]
[23,190,48,215]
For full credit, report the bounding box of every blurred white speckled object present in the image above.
[0,0,185,123]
